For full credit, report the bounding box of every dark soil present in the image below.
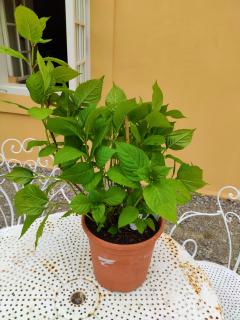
[85,216,160,245]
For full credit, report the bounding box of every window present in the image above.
[0,0,90,95]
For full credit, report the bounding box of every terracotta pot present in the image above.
[82,216,164,292]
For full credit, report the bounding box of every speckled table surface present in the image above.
[0,212,223,320]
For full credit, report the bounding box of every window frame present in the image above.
[0,0,91,95]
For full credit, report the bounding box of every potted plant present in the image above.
[0,6,206,292]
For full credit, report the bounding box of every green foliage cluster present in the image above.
[0,6,206,246]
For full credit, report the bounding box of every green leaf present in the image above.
[135,219,147,234]
[43,56,68,66]
[60,163,94,184]
[74,77,104,106]
[0,46,28,63]
[85,172,102,191]
[52,66,79,82]
[146,111,170,129]
[151,152,165,167]
[146,218,156,231]
[28,107,52,120]
[130,123,141,143]
[91,119,111,154]
[39,17,50,32]
[92,204,105,224]
[143,135,165,145]
[128,102,151,122]
[26,72,45,104]
[166,109,185,119]
[70,194,91,214]
[39,145,56,157]
[20,214,40,238]
[107,166,139,188]
[177,163,206,192]
[54,146,84,165]
[118,206,139,228]
[165,179,192,205]
[46,117,81,137]
[166,129,195,150]
[103,187,126,206]
[152,81,163,110]
[106,83,126,106]
[143,183,177,222]
[37,51,51,91]
[14,185,48,216]
[15,5,42,43]
[151,165,171,179]
[108,225,118,235]
[6,167,34,185]
[95,146,116,169]
[84,107,103,134]
[113,99,137,131]
[27,140,47,150]
[116,142,150,181]
[35,214,48,247]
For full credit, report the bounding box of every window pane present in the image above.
[76,26,85,62]
[7,25,18,50]
[76,0,85,23]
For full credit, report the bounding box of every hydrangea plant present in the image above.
[0,6,206,246]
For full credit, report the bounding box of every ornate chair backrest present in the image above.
[170,186,240,273]
[0,138,71,228]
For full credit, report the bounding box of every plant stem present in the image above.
[125,117,130,143]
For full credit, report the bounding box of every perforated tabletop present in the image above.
[0,213,223,319]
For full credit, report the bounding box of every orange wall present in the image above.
[1,0,240,195]
[91,0,240,195]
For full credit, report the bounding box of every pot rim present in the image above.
[82,215,164,251]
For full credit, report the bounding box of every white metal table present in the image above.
[0,212,223,320]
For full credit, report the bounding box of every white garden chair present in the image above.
[0,138,239,320]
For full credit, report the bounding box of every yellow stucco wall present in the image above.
[1,0,240,195]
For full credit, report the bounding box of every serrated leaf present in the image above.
[166,129,195,150]
[26,72,45,104]
[177,163,206,192]
[85,172,102,191]
[116,142,150,181]
[165,179,192,205]
[6,167,34,185]
[28,107,52,120]
[135,219,147,234]
[35,214,48,247]
[37,51,51,91]
[39,145,56,157]
[46,117,81,137]
[20,214,40,238]
[146,111,171,129]
[143,183,177,222]
[106,83,126,106]
[130,123,141,143]
[166,109,185,119]
[118,206,139,228]
[151,165,171,179]
[107,166,139,188]
[146,218,156,231]
[103,187,126,206]
[52,66,79,82]
[92,204,105,224]
[70,194,91,214]
[152,81,163,110]
[143,135,165,145]
[166,154,184,164]
[60,163,94,184]
[43,56,68,66]
[95,146,116,169]
[74,77,104,106]
[54,146,84,165]
[0,46,28,63]
[113,99,137,131]
[39,17,50,32]
[15,5,42,43]
[128,102,151,122]
[14,185,48,216]
[27,140,47,150]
